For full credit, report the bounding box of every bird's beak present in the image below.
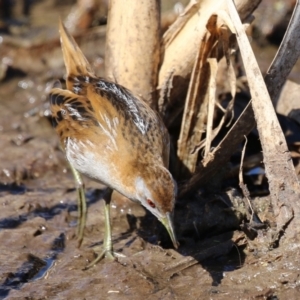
[161,212,179,249]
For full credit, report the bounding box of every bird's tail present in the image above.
[59,19,95,84]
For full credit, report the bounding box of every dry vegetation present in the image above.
[105,0,300,248]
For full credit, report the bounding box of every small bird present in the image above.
[49,20,178,267]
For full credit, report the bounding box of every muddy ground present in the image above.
[3,77,300,299]
[1,1,300,299]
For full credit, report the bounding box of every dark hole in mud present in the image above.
[0,202,69,230]
[1,67,27,83]
[0,183,26,195]
[0,254,47,298]
[0,234,65,298]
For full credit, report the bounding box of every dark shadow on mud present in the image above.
[0,183,27,195]
[0,187,105,230]
[137,188,262,289]
[0,233,65,299]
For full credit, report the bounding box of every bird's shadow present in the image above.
[136,188,261,288]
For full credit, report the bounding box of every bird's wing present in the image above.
[49,88,99,141]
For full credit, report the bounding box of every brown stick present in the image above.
[105,0,160,109]
[228,0,300,237]
[265,0,300,106]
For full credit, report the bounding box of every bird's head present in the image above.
[134,165,178,248]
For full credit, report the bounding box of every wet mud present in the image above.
[1,1,300,299]
[1,76,300,299]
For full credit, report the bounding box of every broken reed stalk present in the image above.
[204,58,218,159]
[159,0,260,178]
[176,26,214,176]
[181,0,300,223]
[158,0,261,123]
[105,0,160,109]
[228,0,300,239]
[176,13,238,177]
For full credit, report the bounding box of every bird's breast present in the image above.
[65,137,120,187]
[64,136,139,200]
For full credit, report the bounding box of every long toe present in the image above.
[84,249,125,270]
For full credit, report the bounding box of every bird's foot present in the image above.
[84,247,125,270]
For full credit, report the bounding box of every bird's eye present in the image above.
[147,199,156,208]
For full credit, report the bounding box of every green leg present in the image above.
[85,188,124,269]
[68,162,87,248]
[102,189,114,259]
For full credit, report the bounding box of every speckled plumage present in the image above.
[49,21,178,264]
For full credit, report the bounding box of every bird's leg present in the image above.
[68,162,87,248]
[85,188,125,269]
[99,187,114,261]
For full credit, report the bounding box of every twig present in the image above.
[238,136,254,222]
[204,58,218,158]
[265,0,300,104]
